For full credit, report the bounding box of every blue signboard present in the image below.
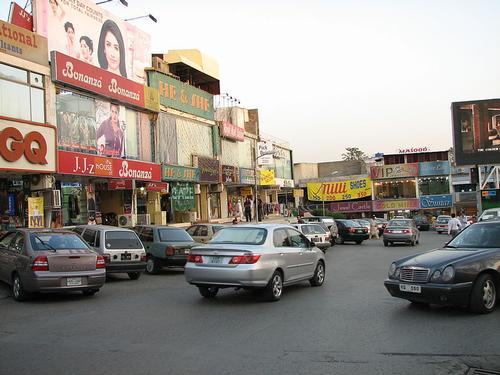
[419,161,450,176]
[7,193,15,216]
[420,194,453,209]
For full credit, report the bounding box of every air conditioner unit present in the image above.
[31,175,54,190]
[118,214,137,228]
[48,190,62,208]
[209,183,223,193]
[136,214,151,225]
[194,184,201,194]
[152,57,169,74]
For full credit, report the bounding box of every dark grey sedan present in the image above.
[383,219,420,246]
[0,229,106,301]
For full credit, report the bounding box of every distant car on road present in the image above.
[334,219,369,244]
[184,224,325,301]
[413,215,430,231]
[384,221,500,314]
[293,223,331,251]
[0,229,106,301]
[383,219,420,246]
[186,224,225,244]
[133,225,196,274]
[478,208,500,222]
[434,215,452,234]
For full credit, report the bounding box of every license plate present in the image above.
[399,284,421,293]
[121,253,131,261]
[393,230,403,234]
[207,256,224,264]
[356,230,364,233]
[311,237,320,242]
[67,277,82,286]
[184,249,190,254]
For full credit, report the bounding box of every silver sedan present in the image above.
[184,224,326,301]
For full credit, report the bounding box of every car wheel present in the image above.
[198,286,219,298]
[469,274,497,314]
[263,270,283,302]
[355,240,363,244]
[383,240,389,247]
[128,272,141,280]
[146,256,160,274]
[82,289,99,296]
[310,261,325,287]
[12,274,29,302]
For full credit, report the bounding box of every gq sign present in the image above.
[0,117,56,173]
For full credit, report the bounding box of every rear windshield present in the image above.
[388,220,412,227]
[158,229,193,242]
[340,220,361,227]
[104,231,142,249]
[210,228,267,245]
[30,233,89,251]
[301,225,326,234]
[437,217,451,223]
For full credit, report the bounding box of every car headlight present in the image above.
[442,266,455,282]
[431,270,441,281]
[388,262,396,277]
[394,268,401,279]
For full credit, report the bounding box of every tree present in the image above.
[341,147,367,161]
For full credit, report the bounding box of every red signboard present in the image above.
[9,2,33,31]
[221,121,244,142]
[58,150,161,181]
[108,180,133,190]
[146,182,168,192]
[51,51,146,109]
[329,201,372,213]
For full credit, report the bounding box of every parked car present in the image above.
[334,219,369,244]
[0,229,106,301]
[413,215,430,231]
[383,219,420,247]
[133,225,196,274]
[74,225,146,280]
[293,223,331,251]
[184,224,326,301]
[186,224,225,244]
[384,221,500,314]
[354,219,371,233]
[434,215,452,234]
[478,208,500,222]
[299,216,330,232]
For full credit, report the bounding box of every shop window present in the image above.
[0,63,45,123]
[374,179,417,199]
[418,177,450,196]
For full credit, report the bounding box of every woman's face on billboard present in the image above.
[104,31,120,72]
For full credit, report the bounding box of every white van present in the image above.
[478,208,500,222]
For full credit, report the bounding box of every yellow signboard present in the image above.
[307,177,372,202]
[144,86,160,112]
[293,189,304,198]
[28,197,44,228]
[260,170,276,186]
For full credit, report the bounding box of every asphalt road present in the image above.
[1,231,499,375]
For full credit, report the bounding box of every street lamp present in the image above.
[254,149,277,224]
[125,14,158,23]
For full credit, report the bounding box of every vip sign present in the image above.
[0,117,56,173]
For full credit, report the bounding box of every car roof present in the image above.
[76,225,136,232]
[227,224,293,229]
[11,228,75,234]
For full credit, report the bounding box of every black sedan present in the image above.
[384,221,500,314]
[334,219,369,244]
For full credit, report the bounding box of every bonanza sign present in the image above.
[307,177,372,202]
[0,117,56,173]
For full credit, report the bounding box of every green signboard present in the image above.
[148,71,214,121]
[162,164,200,182]
[171,182,195,212]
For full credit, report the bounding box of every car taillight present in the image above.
[348,227,355,233]
[96,255,106,269]
[363,228,368,233]
[229,255,261,264]
[403,229,411,234]
[385,229,392,234]
[32,256,49,271]
[187,254,203,263]
[140,254,147,262]
[165,246,175,256]
[103,253,111,263]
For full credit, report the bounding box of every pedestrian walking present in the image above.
[369,215,379,239]
[458,211,468,228]
[448,213,462,237]
[244,197,252,222]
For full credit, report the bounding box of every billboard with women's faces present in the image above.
[33,0,151,84]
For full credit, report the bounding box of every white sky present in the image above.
[2,0,500,162]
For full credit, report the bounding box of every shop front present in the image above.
[417,161,452,216]
[161,164,200,224]
[57,150,161,226]
[372,198,420,219]
[222,165,239,218]
[195,156,222,222]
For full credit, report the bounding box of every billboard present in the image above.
[0,19,47,65]
[259,169,276,185]
[481,189,500,210]
[419,161,450,176]
[372,198,420,212]
[371,163,418,179]
[419,194,453,209]
[307,177,372,202]
[452,98,500,165]
[28,197,44,228]
[34,0,151,84]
